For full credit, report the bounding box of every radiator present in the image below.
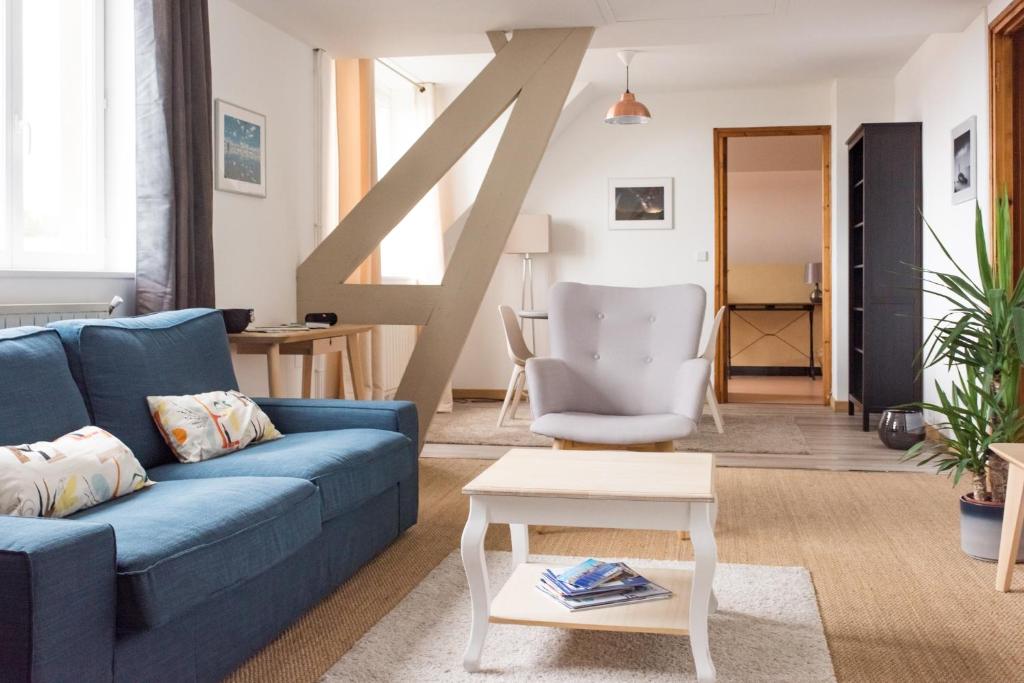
[372,324,418,400]
[0,302,116,329]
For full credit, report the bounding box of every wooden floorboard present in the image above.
[423,403,929,473]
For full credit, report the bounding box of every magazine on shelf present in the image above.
[541,564,650,597]
[536,580,672,611]
[536,558,672,611]
[555,558,624,589]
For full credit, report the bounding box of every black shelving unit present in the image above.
[847,123,923,431]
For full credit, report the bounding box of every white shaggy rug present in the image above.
[322,551,835,682]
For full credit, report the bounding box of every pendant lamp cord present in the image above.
[625,64,631,93]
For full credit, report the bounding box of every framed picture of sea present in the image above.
[608,177,674,229]
[215,100,267,197]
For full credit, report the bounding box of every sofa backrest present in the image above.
[0,327,92,445]
[48,309,239,468]
[547,282,706,415]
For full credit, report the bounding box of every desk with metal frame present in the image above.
[726,303,815,378]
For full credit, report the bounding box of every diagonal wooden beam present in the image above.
[297,27,594,448]
[396,27,594,445]
[297,29,574,290]
[299,285,441,325]
[486,30,509,53]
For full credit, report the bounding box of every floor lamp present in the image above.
[504,214,550,350]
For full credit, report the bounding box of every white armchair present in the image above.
[526,282,710,450]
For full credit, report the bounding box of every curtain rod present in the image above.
[375,59,427,93]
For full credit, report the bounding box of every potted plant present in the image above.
[904,196,1024,560]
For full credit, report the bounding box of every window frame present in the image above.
[1,0,132,274]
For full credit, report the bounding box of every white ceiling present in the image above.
[728,135,823,172]
[231,0,986,91]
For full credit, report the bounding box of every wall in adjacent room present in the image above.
[209,0,317,396]
[726,170,822,265]
[894,10,991,404]
[448,83,835,391]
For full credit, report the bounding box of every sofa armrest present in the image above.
[255,398,418,449]
[672,357,712,424]
[0,517,116,682]
[525,357,580,418]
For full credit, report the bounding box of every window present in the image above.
[1,0,135,272]
[374,63,444,285]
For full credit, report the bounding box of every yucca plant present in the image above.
[904,195,1024,504]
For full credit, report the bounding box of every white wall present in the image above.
[828,78,896,400]
[209,0,317,396]
[451,83,835,391]
[894,10,991,404]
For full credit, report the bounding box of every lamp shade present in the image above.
[504,214,550,254]
[605,92,651,125]
[804,261,822,284]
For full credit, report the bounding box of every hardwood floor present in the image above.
[423,402,928,474]
[728,375,825,405]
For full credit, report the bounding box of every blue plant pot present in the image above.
[960,494,1024,562]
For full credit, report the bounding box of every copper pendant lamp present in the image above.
[605,50,651,125]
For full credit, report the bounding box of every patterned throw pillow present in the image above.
[0,426,152,518]
[148,390,282,463]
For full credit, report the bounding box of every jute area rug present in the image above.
[321,551,835,682]
[426,400,810,455]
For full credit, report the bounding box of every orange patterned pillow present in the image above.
[147,390,281,463]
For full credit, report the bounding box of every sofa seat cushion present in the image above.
[70,476,320,630]
[531,412,697,444]
[0,327,91,445]
[148,429,415,522]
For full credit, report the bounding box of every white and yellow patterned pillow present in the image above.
[148,390,281,463]
[0,426,152,518]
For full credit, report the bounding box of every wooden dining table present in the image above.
[228,325,373,399]
[989,443,1024,592]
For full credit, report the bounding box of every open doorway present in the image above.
[713,126,832,405]
[991,0,1024,273]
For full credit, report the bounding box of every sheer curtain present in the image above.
[134,0,215,312]
[329,58,378,400]
[375,71,449,409]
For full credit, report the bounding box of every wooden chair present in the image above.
[497,305,532,427]
[702,307,725,434]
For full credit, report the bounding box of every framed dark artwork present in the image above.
[951,116,976,205]
[608,177,673,229]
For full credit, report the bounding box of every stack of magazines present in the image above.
[536,558,672,611]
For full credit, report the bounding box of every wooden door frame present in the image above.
[991,0,1024,261]
[712,125,833,406]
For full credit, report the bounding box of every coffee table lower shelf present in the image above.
[489,562,693,636]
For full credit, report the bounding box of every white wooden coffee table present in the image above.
[460,448,718,682]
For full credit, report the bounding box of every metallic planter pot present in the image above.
[960,494,1024,562]
[877,408,926,450]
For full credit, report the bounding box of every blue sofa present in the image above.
[0,309,419,682]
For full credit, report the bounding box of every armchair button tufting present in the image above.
[593,353,601,360]
[645,356,653,363]
[649,315,657,323]
[597,312,605,319]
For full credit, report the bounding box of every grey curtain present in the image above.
[135,0,215,313]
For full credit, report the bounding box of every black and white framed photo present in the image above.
[951,116,977,205]
[215,100,267,197]
[608,177,674,230]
